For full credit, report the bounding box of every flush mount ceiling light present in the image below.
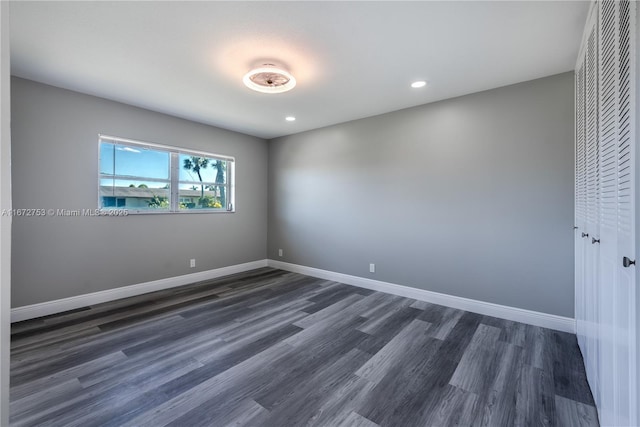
[285,116,296,122]
[243,64,296,94]
[411,80,427,88]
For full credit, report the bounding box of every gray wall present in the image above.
[11,77,268,307]
[11,72,575,318]
[268,72,575,318]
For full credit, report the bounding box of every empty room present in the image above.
[0,1,639,426]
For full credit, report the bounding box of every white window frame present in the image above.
[99,134,235,214]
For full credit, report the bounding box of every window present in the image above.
[99,135,234,214]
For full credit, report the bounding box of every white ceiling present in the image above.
[9,1,589,140]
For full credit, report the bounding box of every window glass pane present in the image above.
[100,142,115,175]
[179,154,226,184]
[100,179,170,210]
[178,184,222,209]
[103,196,116,207]
[215,160,227,185]
[205,184,228,209]
[113,144,169,179]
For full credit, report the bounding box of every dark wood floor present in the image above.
[10,268,598,426]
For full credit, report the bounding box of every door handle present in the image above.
[592,238,600,244]
[582,232,589,238]
[623,257,636,268]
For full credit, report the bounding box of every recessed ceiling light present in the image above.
[411,80,427,88]
[243,64,296,94]
[285,116,296,122]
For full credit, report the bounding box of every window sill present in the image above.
[99,209,235,216]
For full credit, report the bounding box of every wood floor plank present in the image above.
[255,324,369,410]
[420,384,479,427]
[303,285,365,314]
[79,335,223,389]
[11,301,151,341]
[448,324,502,393]
[165,398,269,427]
[336,411,380,427]
[293,293,362,329]
[11,326,103,362]
[437,310,483,364]
[355,318,431,383]
[120,342,296,427]
[153,323,303,405]
[514,364,555,426]
[523,323,554,371]
[469,342,524,427]
[425,306,465,340]
[481,315,528,347]
[552,330,595,406]
[356,305,423,355]
[355,331,447,426]
[355,297,415,334]
[555,395,600,427]
[11,315,183,385]
[306,374,376,427]
[357,293,407,319]
[408,299,437,311]
[9,268,599,427]
[259,348,371,426]
[10,351,128,402]
[15,355,204,427]
[10,378,84,418]
[216,306,309,347]
[282,302,367,349]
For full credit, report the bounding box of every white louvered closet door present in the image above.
[578,6,601,406]
[612,1,637,424]
[586,13,601,405]
[576,1,638,425]
[596,1,618,424]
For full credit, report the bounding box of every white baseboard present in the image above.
[12,258,575,334]
[11,259,268,323]
[268,259,576,333]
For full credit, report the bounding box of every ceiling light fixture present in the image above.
[243,64,296,94]
[411,80,427,88]
[285,116,296,122]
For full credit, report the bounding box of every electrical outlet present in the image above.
[190,259,196,268]
[369,263,375,273]
[278,249,283,257]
